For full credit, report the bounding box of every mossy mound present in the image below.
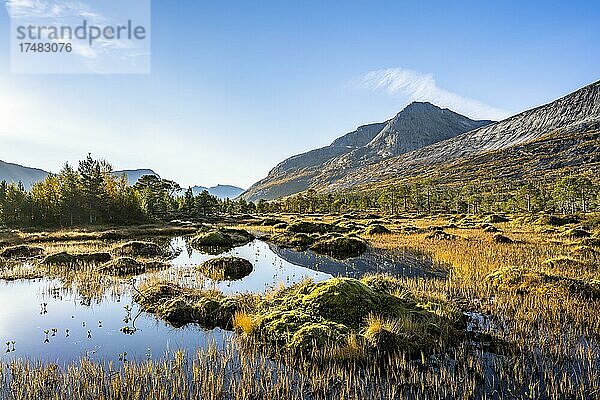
[310,236,368,259]
[492,234,513,244]
[575,237,600,247]
[364,224,391,235]
[42,251,112,265]
[570,245,598,256]
[190,228,254,249]
[425,230,458,240]
[134,281,244,329]
[260,218,285,226]
[98,230,128,240]
[98,257,170,276]
[247,277,461,353]
[486,266,600,299]
[537,214,579,226]
[269,232,317,249]
[481,224,500,233]
[0,245,45,259]
[112,241,164,257]
[541,256,585,269]
[402,226,421,234]
[198,257,253,281]
[485,214,509,223]
[285,221,347,234]
[335,221,364,232]
[560,228,592,239]
[135,275,462,356]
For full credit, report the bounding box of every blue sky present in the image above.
[0,0,599,188]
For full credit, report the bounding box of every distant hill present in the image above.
[113,169,159,185]
[0,161,244,200]
[0,160,49,190]
[188,184,244,200]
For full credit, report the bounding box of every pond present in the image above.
[0,237,441,364]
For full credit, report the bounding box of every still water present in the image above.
[0,237,438,364]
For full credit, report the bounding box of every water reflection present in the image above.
[0,236,439,364]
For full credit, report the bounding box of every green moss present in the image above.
[197,257,253,281]
[190,228,254,250]
[134,281,240,329]
[135,276,463,356]
[289,322,348,350]
[309,236,368,259]
[269,232,316,249]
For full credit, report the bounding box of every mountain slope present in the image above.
[323,80,600,191]
[0,160,49,190]
[114,169,159,185]
[243,102,491,201]
[189,185,244,199]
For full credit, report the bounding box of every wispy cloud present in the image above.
[355,67,510,121]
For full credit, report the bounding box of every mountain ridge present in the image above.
[243,102,493,201]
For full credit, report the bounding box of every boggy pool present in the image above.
[0,237,442,364]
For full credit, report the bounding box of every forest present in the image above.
[0,154,597,227]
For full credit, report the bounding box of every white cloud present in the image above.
[355,67,510,121]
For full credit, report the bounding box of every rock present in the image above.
[198,257,253,281]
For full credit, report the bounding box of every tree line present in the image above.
[0,155,253,227]
[255,174,599,216]
[1,155,597,227]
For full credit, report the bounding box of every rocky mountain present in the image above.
[242,102,492,201]
[188,185,244,200]
[0,160,48,190]
[323,80,600,191]
[243,80,600,201]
